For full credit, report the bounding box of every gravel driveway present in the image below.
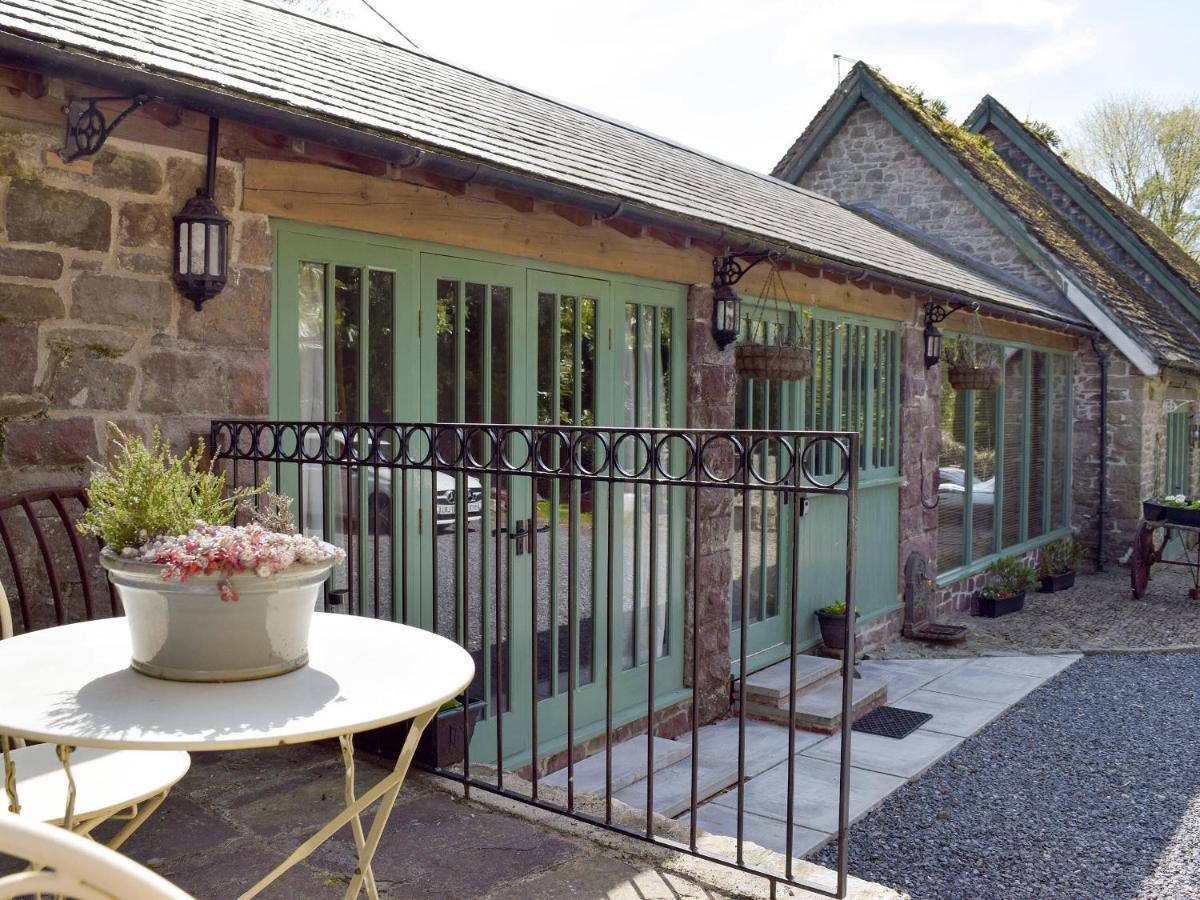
[812,654,1200,899]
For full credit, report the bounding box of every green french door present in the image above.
[732,308,901,674]
[276,223,686,766]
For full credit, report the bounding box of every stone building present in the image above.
[0,1,1100,767]
[773,63,1200,616]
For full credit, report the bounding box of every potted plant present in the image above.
[976,556,1039,618]
[1143,494,1200,527]
[1038,537,1083,592]
[78,427,344,682]
[947,338,1001,391]
[814,601,860,650]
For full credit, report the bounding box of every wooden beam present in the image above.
[603,217,643,239]
[551,203,595,228]
[0,65,45,100]
[141,101,184,129]
[492,188,536,214]
[646,226,690,250]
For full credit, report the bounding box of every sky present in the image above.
[287,0,1198,175]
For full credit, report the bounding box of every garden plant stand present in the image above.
[1130,518,1200,599]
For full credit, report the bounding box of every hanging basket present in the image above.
[735,342,812,381]
[948,365,1001,391]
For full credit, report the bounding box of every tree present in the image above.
[1073,96,1200,257]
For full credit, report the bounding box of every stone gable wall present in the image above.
[0,115,270,491]
[797,102,1063,299]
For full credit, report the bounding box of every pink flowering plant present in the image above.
[81,426,343,601]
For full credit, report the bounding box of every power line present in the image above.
[358,0,419,49]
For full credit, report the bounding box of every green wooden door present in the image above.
[274,230,420,621]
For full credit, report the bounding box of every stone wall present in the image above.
[896,320,940,586]
[684,284,734,724]
[0,115,270,492]
[798,102,1063,299]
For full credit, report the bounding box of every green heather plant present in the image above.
[78,426,262,552]
[816,601,860,618]
[979,556,1039,600]
[1039,537,1083,577]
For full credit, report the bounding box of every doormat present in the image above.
[852,706,932,739]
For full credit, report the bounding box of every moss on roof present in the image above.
[866,70,1200,368]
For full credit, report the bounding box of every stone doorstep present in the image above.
[541,735,691,795]
[734,654,842,707]
[737,676,889,734]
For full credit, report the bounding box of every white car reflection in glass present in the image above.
[937,466,995,508]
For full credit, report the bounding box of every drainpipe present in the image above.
[1091,338,1109,571]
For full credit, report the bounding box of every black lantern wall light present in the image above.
[173,118,230,310]
[60,97,229,311]
[710,251,775,349]
[922,299,976,367]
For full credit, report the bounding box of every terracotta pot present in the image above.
[101,550,332,682]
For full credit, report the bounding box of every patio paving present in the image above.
[678,653,1079,860]
[50,741,898,899]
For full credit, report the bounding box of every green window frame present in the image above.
[936,337,1074,585]
[1165,407,1192,496]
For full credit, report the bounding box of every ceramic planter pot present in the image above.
[977,591,1025,618]
[815,609,856,650]
[101,550,333,682]
[1039,570,1076,593]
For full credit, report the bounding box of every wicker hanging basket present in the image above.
[735,342,812,382]
[947,365,1001,391]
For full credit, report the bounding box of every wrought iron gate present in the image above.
[211,418,859,898]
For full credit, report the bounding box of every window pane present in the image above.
[1027,352,1047,540]
[1050,356,1069,528]
[367,270,393,422]
[972,388,997,560]
[937,341,966,571]
[333,266,361,422]
[1001,348,1025,548]
[436,279,458,422]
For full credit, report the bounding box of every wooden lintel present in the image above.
[551,203,595,227]
[0,66,46,100]
[492,188,536,214]
[646,226,690,250]
[409,171,469,196]
[690,239,725,259]
[141,101,184,129]
[603,217,643,239]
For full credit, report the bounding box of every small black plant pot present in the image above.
[1143,499,1165,521]
[815,610,857,650]
[1039,570,1076,593]
[356,698,486,768]
[977,591,1025,618]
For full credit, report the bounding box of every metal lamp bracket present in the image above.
[59,95,153,163]
[923,299,976,329]
[712,251,777,288]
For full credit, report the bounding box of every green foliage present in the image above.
[888,78,1001,163]
[979,556,1039,600]
[1024,118,1062,149]
[901,84,949,120]
[78,426,264,552]
[816,601,860,617]
[1039,537,1083,576]
[1156,493,1200,509]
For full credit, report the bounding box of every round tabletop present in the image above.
[0,613,475,751]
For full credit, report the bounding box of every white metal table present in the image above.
[0,612,475,900]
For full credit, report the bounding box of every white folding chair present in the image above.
[0,812,194,899]
[0,582,192,849]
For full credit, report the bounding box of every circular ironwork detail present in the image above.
[465,426,498,469]
[799,436,851,489]
[572,432,610,478]
[655,433,696,482]
[698,433,742,484]
[748,436,794,487]
[612,431,652,480]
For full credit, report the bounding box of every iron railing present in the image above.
[210,419,859,897]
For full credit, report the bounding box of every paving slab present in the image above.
[683,800,830,860]
[542,734,690,794]
[802,729,963,779]
[738,655,840,705]
[715,756,905,834]
[854,661,937,702]
[614,751,739,818]
[859,657,971,678]
[921,661,1046,704]
[486,852,739,899]
[968,653,1081,678]
[890,689,1010,738]
[692,717,823,778]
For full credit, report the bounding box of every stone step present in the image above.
[739,675,888,733]
[542,735,691,796]
[613,718,798,818]
[734,655,841,708]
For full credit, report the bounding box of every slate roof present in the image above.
[773,64,1200,369]
[0,0,1084,327]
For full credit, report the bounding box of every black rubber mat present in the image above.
[852,706,933,739]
